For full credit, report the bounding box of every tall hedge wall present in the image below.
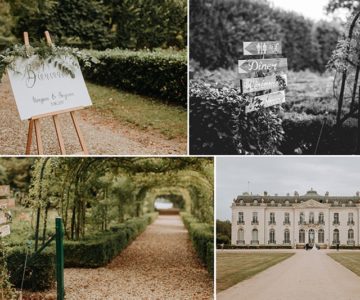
[190,0,342,73]
[83,49,187,106]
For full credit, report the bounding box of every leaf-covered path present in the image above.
[63,215,213,299]
[0,77,186,155]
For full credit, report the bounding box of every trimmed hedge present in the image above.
[181,212,214,274]
[64,213,158,268]
[83,49,187,106]
[7,247,55,291]
[329,245,360,250]
[281,113,359,154]
[190,80,285,154]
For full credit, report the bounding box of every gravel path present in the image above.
[217,249,360,300]
[62,215,213,299]
[0,76,186,155]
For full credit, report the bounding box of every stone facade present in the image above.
[231,189,360,247]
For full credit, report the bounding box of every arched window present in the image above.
[318,229,324,243]
[299,229,305,243]
[309,229,315,244]
[348,229,354,240]
[284,229,290,244]
[237,228,244,241]
[269,229,275,244]
[252,228,258,242]
[333,229,340,244]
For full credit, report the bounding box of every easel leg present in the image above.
[34,119,44,155]
[53,115,66,155]
[70,111,89,155]
[26,119,34,155]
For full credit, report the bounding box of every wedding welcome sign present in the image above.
[8,55,92,120]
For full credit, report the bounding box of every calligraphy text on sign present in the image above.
[246,91,285,113]
[243,41,282,56]
[241,75,287,93]
[0,224,10,237]
[238,58,288,75]
[8,55,92,120]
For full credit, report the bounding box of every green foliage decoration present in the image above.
[0,43,99,82]
[0,240,16,299]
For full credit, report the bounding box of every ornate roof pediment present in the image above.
[293,199,330,208]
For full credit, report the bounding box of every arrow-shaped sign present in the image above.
[241,74,287,93]
[243,41,282,55]
[0,224,10,237]
[246,90,286,113]
[238,58,288,75]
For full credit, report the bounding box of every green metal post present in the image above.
[55,217,65,300]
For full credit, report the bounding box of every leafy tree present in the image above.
[0,1,16,48]
[326,0,360,14]
[216,219,231,245]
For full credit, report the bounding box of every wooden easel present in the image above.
[24,31,89,155]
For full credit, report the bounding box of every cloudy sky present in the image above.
[216,157,360,221]
[270,0,347,21]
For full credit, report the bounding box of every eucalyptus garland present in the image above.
[0,44,99,81]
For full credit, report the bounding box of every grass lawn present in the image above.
[87,82,187,140]
[328,253,360,277]
[217,251,294,292]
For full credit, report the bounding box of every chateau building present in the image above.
[231,189,360,248]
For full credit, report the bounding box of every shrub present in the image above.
[64,213,158,268]
[7,246,55,291]
[181,212,213,274]
[281,113,359,154]
[83,49,187,106]
[190,80,285,154]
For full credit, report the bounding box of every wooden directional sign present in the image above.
[0,224,10,237]
[0,216,7,225]
[243,41,282,56]
[241,75,287,93]
[246,91,286,113]
[0,185,10,197]
[238,58,288,76]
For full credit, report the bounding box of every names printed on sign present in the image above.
[245,91,286,113]
[238,58,288,75]
[241,75,287,93]
[8,55,92,120]
[0,224,10,237]
[243,41,282,55]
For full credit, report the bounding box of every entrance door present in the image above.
[308,229,315,244]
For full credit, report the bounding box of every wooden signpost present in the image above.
[245,91,286,113]
[7,31,91,155]
[241,75,287,94]
[238,58,288,76]
[243,41,282,55]
[0,208,10,237]
[239,41,288,113]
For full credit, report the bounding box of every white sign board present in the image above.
[0,216,7,225]
[246,91,286,113]
[8,55,92,120]
[0,224,10,237]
